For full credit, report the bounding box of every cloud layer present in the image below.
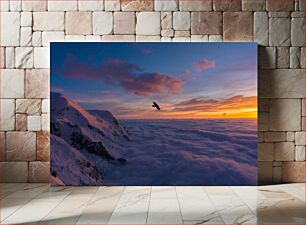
[60,55,184,97]
[193,59,216,73]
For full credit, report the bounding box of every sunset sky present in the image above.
[51,43,257,119]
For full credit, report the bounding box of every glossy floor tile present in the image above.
[0,183,305,224]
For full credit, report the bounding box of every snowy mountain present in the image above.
[50,92,130,185]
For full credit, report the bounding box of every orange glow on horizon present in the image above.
[116,96,258,120]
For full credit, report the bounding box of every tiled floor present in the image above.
[0,183,305,224]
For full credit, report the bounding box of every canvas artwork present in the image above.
[50,43,258,186]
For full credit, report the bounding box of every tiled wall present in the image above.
[0,0,305,184]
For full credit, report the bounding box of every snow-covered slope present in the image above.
[50,92,129,185]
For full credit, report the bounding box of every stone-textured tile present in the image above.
[0,47,4,69]
[258,162,273,185]
[208,35,223,42]
[161,12,172,29]
[42,99,50,113]
[0,162,28,182]
[254,12,268,46]
[1,0,9,11]
[0,99,15,131]
[136,35,161,42]
[78,0,104,10]
[85,35,102,41]
[21,12,32,27]
[32,31,42,47]
[42,32,65,47]
[259,47,276,69]
[114,12,135,34]
[275,142,295,161]
[173,12,190,30]
[282,162,305,182]
[155,0,178,11]
[136,12,160,35]
[105,0,120,11]
[66,12,92,35]
[29,161,50,183]
[26,69,50,98]
[276,47,289,68]
[295,146,305,161]
[20,27,32,47]
[27,115,41,131]
[0,132,5,161]
[223,12,253,42]
[15,47,33,68]
[1,12,20,46]
[290,47,301,69]
[16,114,27,131]
[161,37,172,42]
[272,164,282,184]
[161,29,174,37]
[5,47,14,69]
[175,30,190,37]
[33,12,65,31]
[264,132,286,142]
[295,132,305,145]
[299,0,305,11]
[179,0,212,11]
[16,99,41,115]
[270,99,301,131]
[258,98,269,112]
[291,18,304,47]
[258,143,274,161]
[191,12,222,35]
[268,12,290,18]
[287,132,295,142]
[259,69,304,98]
[22,0,47,11]
[242,0,265,11]
[41,113,50,131]
[173,36,190,42]
[65,35,85,41]
[269,18,290,46]
[6,132,36,161]
[121,0,153,11]
[37,131,50,161]
[191,35,208,42]
[93,12,113,35]
[102,35,135,42]
[291,12,305,18]
[213,0,242,11]
[258,132,263,142]
[301,47,305,69]
[0,69,24,98]
[266,0,294,11]
[48,0,77,11]
[34,47,49,68]
[258,112,269,131]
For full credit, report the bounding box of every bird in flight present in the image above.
[152,102,161,110]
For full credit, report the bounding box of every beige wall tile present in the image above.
[66,12,92,35]
[0,162,28,182]
[16,114,27,131]
[33,12,65,31]
[213,0,242,11]
[37,131,50,161]
[270,99,301,131]
[136,12,160,35]
[0,99,15,131]
[6,132,36,161]
[114,12,135,35]
[191,12,222,35]
[0,69,24,98]
[179,0,212,11]
[1,12,20,46]
[223,12,253,42]
[121,0,154,11]
[155,0,178,11]
[29,161,50,182]
[282,162,305,182]
[26,69,50,98]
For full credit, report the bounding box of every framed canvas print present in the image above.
[50,43,258,186]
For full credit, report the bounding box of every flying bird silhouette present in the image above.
[152,102,161,110]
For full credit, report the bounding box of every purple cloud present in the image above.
[60,55,184,97]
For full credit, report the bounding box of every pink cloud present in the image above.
[60,55,184,97]
[193,59,216,73]
[181,69,191,76]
